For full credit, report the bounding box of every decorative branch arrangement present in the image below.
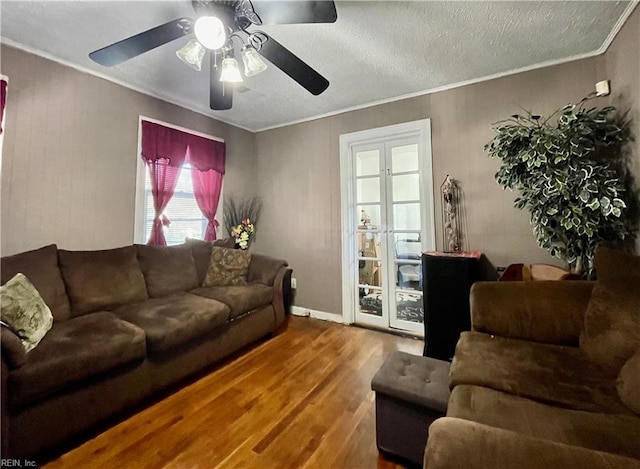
[223,196,263,242]
[484,93,635,277]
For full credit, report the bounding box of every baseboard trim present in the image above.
[291,306,348,324]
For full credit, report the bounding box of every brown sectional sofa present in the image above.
[1,239,290,460]
[424,248,640,469]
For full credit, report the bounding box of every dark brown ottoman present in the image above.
[371,351,450,465]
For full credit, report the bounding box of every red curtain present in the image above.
[146,159,182,245]
[141,120,226,244]
[0,79,7,134]
[185,133,225,173]
[141,121,189,167]
[186,138,225,241]
[190,166,224,241]
[141,121,189,245]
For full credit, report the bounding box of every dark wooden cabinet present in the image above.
[421,252,481,361]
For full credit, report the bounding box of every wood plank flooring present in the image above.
[43,316,423,469]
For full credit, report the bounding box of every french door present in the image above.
[340,120,434,335]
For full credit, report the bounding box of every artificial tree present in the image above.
[484,93,634,277]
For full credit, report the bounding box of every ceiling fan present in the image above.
[89,0,337,110]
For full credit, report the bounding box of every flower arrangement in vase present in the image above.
[232,218,255,250]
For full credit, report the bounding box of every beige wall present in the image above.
[0,45,256,255]
[602,6,640,253]
[1,7,637,315]
[255,8,639,316]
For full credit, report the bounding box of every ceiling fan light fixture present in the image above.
[176,39,206,71]
[220,57,244,83]
[241,45,267,77]
[194,16,226,50]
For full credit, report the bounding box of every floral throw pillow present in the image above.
[1,273,54,352]
[203,247,252,287]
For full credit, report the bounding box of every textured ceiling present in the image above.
[0,1,636,131]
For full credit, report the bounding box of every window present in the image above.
[133,117,225,245]
[142,163,209,245]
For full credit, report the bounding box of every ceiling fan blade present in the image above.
[258,34,329,95]
[251,1,337,24]
[210,52,233,110]
[89,18,192,67]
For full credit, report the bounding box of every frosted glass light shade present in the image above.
[241,45,267,77]
[194,16,226,50]
[219,58,244,83]
[176,39,206,71]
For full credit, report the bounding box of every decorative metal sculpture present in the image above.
[440,175,460,252]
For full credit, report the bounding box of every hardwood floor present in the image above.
[43,316,423,469]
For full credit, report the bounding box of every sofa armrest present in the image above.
[425,417,640,469]
[470,281,595,345]
[247,253,288,286]
[1,356,10,457]
[1,324,27,369]
[270,267,292,327]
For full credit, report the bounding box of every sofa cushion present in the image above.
[425,417,640,469]
[580,248,640,373]
[617,349,640,415]
[113,292,229,354]
[1,273,53,352]
[58,246,149,315]
[8,311,146,410]
[450,331,630,414]
[185,238,237,285]
[190,284,272,320]
[448,384,640,460]
[136,244,199,297]
[203,247,251,287]
[1,244,71,321]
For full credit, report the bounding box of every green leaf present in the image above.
[579,190,590,203]
[612,198,626,208]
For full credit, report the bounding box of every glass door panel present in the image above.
[391,144,419,172]
[356,149,380,176]
[355,147,388,329]
[393,203,421,231]
[357,178,380,204]
[392,174,420,201]
[357,226,385,324]
[394,233,422,291]
[355,204,381,229]
[394,290,424,324]
[388,141,424,334]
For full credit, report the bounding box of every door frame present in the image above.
[339,119,435,329]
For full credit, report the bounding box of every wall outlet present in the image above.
[291,277,297,289]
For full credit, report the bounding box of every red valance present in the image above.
[186,133,226,174]
[141,121,188,167]
[0,79,7,134]
[140,120,225,173]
